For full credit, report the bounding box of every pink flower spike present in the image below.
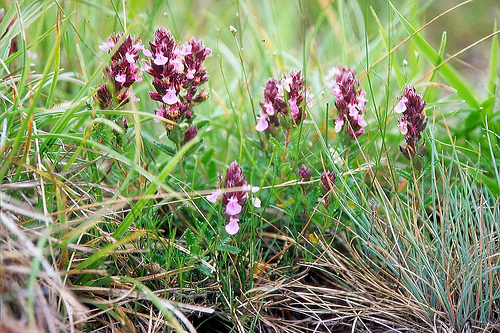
[358,90,367,108]
[226,196,242,216]
[142,48,152,57]
[348,103,358,117]
[289,98,298,119]
[162,88,179,105]
[283,75,293,93]
[225,216,240,235]
[154,109,165,123]
[170,57,184,72]
[133,74,142,83]
[333,85,342,99]
[395,97,407,113]
[99,41,114,51]
[130,93,140,102]
[207,189,222,203]
[186,69,196,80]
[263,101,274,116]
[358,114,368,127]
[325,67,340,81]
[181,43,192,56]
[142,61,151,72]
[398,118,408,135]
[125,52,135,63]
[154,53,168,66]
[255,113,269,132]
[251,197,261,208]
[334,118,344,133]
[115,73,126,84]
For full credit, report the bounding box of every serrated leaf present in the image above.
[196,119,210,130]
[184,229,196,248]
[185,138,204,156]
[154,142,176,156]
[184,229,201,256]
[196,263,214,277]
[215,242,240,254]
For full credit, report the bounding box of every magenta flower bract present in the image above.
[320,170,336,196]
[256,70,312,132]
[95,33,146,110]
[206,161,260,235]
[325,67,367,138]
[145,27,211,131]
[297,164,312,195]
[298,164,311,182]
[395,85,427,160]
[183,125,198,145]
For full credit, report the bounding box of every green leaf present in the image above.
[184,229,196,248]
[167,125,184,145]
[480,96,496,117]
[184,138,204,156]
[196,119,210,130]
[215,242,240,254]
[196,263,214,277]
[395,167,413,182]
[154,142,176,156]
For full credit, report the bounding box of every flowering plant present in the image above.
[207,161,260,235]
[256,70,312,132]
[325,67,367,138]
[395,85,428,160]
[144,27,211,143]
[95,33,146,110]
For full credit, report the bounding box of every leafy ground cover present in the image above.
[1,0,499,332]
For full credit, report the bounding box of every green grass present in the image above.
[1,0,499,332]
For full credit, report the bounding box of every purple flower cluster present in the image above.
[325,67,367,138]
[95,33,146,109]
[395,85,427,160]
[207,161,260,235]
[256,70,312,132]
[297,164,311,195]
[144,27,211,132]
[320,170,336,208]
